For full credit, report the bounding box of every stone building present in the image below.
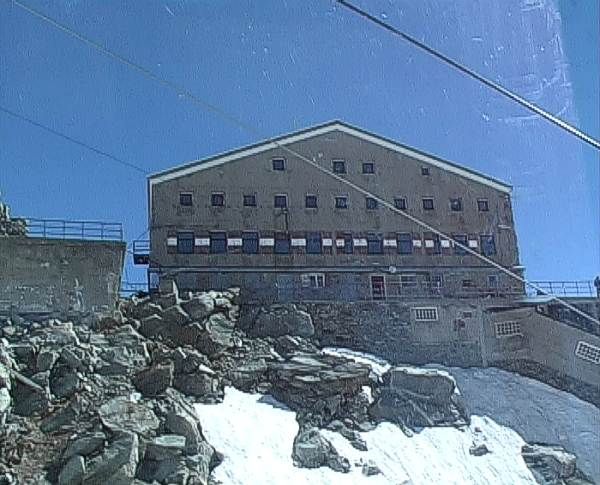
[147,121,523,304]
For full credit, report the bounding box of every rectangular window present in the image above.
[397,233,413,255]
[422,197,434,210]
[495,321,522,338]
[453,234,468,255]
[301,273,325,288]
[371,275,386,300]
[211,193,225,207]
[179,192,193,206]
[367,233,383,254]
[305,194,317,208]
[414,307,438,322]
[575,341,600,364]
[306,232,322,254]
[242,232,259,254]
[342,232,353,254]
[477,198,489,212]
[272,158,285,171]
[274,194,288,209]
[400,274,417,288]
[366,197,378,210]
[394,197,407,210]
[274,232,290,254]
[243,194,257,207]
[421,166,430,176]
[488,274,499,288]
[332,160,346,174]
[480,235,497,256]
[450,198,463,211]
[362,162,375,174]
[177,232,194,254]
[424,233,441,255]
[210,232,227,254]
[335,196,348,209]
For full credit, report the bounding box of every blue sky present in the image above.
[1,0,598,284]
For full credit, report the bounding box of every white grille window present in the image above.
[575,341,600,364]
[414,307,438,322]
[495,321,522,338]
[301,273,325,289]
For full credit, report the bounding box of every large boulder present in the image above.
[249,304,315,338]
[521,443,593,484]
[292,427,350,473]
[84,431,139,485]
[98,397,160,436]
[132,363,174,397]
[180,294,215,322]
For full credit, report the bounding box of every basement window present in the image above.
[367,233,383,254]
[301,273,325,288]
[179,192,193,206]
[397,233,413,255]
[495,321,522,338]
[241,232,259,254]
[306,232,322,254]
[274,232,291,254]
[575,341,600,364]
[211,193,225,207]
[414,307,438,322]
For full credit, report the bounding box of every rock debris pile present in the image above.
[0,202,26,238]
[0,285,593,484]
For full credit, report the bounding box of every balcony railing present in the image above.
[25,218,123,241]
[526,281,596,298]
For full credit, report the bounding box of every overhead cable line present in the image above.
[10,0,599,325]
[0,105,149,175]
[335,0,600,151]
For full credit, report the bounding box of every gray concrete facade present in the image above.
[148,121,522,300]
[0,237,125,316]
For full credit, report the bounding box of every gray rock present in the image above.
[361,460,382,476]
[63,432,106,459]
[292,427,350,473]
[40,398,81,433]
[229,359,267,392]
[165,410,204,455]
[84,432,139,485]
[469,443,490,456]
[173,372,222,401]
[181,294,215,321]
[12,372,50,417]
[49,365,81,399]
[132,363,173,397]
[36,349,58,372]
[520,443,594,483]
[58,454,85,485]
[251,304,315,338]
[162,305,191,326]
[145,434,186,461]
[386,368,455,403]
[98,397,159,436]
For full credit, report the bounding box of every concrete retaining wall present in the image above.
[250,300,600,406]
[0,237,125,315]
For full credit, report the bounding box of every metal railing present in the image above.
[25,218,123,241]
[526,281,596,298]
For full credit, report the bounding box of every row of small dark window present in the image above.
[180,192,490,212]
[271,157,433,176]
[175,231,496,257]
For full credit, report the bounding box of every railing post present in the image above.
[101,224,104,240]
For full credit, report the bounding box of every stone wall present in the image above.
[0,202,26,237]
[0,237,125,316]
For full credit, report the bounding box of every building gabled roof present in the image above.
[148,120,512,193]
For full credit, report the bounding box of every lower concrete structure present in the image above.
[0,236,125,316]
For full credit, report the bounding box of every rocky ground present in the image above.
[0,286,594,484]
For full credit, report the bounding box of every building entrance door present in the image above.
[370,275,386,300]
